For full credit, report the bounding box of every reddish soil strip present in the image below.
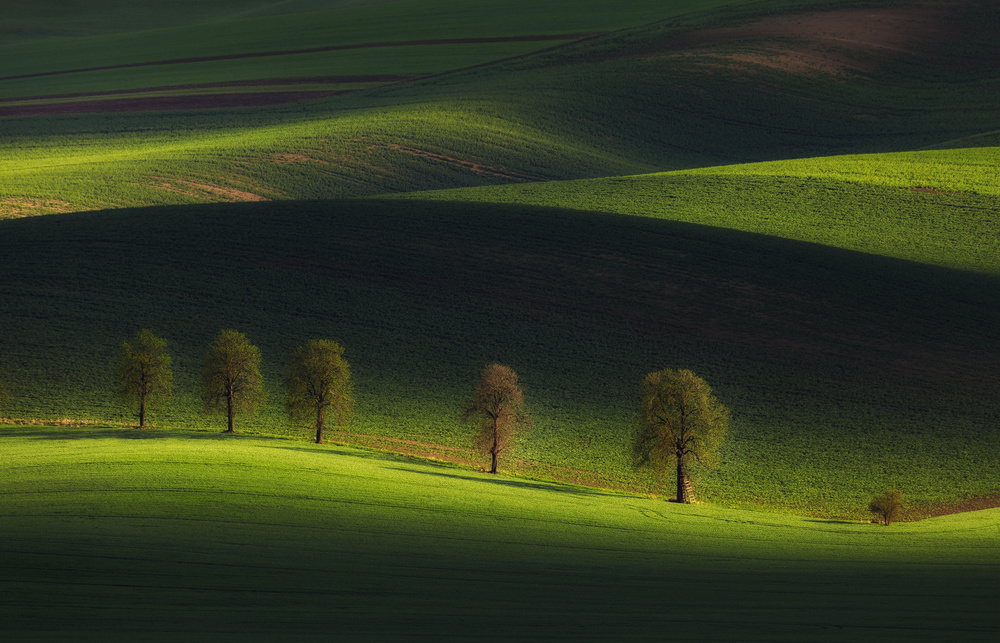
[382,143,541,181]
[1,75,419,103]
[150,176,269,202]
[0,34,599,82]
[0,197,75,219]
[0,90,343,116]
[327,430,643,492]
[908,494,1000,520]
[581,4,987,76]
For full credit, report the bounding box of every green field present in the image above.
[3,425,998,640]
[395,147,1000,274]
[1,198,997,518]
[2,0,1000,638]
[4,0,999,214]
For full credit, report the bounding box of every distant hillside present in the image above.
[393,147,1000,274]
[2,0,998,215]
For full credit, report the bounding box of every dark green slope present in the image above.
[350,0,1000,173]
[1,200,997,514]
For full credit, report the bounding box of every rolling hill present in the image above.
[2,197,998,517]
[3,1,1000,639]
[1,0,998,512]
[2,0,999,215]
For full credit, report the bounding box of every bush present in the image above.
[869,489,904,526]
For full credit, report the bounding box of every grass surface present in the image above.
[2,3,999,635]
[2,1,390,43]
[1,199,997,517]
[4,0,999,215]
[2,425,999,641]
[0,41,566,100]
[395,147,1000,274]
[0,0,742,77]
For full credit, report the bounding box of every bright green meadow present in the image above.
[2,425,999,641]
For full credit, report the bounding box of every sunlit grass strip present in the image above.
[1,426,998,639]
[687,148,1000,196]
[0,100,649,212]
[396,147,1000,274]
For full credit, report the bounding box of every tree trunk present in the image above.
[315,406,325,444]
[226,391,235,433]
[490,419,499,474]
[139,395,147,429]
[675,454,687,504]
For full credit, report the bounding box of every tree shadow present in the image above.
[10,426,249,441]
[273,444,390,460]
[388,466,622,497]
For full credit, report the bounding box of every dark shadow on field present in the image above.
[804,519,866,525]
[274,444,392,460]
[7,426,252,441]
[388,466,622,497]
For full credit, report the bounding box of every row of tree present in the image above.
[6,337,907,518]
[116,330,732,502]
[116,329,352,444]
[0,327,728,504]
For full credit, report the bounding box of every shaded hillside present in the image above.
[386,0,1000,169]
[1,199,998,514]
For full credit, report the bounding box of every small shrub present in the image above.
[869,489,904,526]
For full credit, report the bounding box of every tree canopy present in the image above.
[287,339,353,444]
[635,368,729,503]
[461,363,530,474]
[114,328,172,428]
[201,329,264,433]
[869,489,904,526]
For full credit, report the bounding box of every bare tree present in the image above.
[461,363,530,474]
[287,339,353,444]
[635,368,729,503]
[114,329,172,428]
[869,489,904,526]
[201,329,264,433]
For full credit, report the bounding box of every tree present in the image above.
[201,329,264,433]
[287,339,353,444]
[634,368,729,504]
[114,329,173,428]
[869,489,904,526]
[461,363,530,474]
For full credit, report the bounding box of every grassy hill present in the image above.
[394,147,1000,274]
[3,1,1000,638]
[1,0,998,513]
[1,198,998,518]
[3,425,998,641]
[2,0,999,216]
